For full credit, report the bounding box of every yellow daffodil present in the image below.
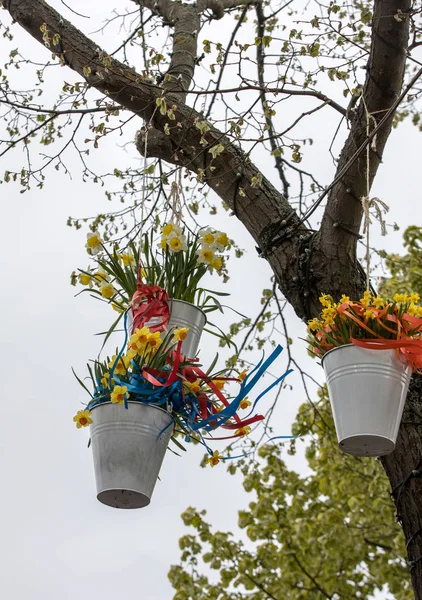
[108,354,130,376]
[319,294,333,308]
[197,246,215,265]
[206,450,221,467]
[162,223,174,236]
[364,308,377,319]
[407,303,419,316]
[211,257,223,272]
[394,293,409,304]
[239,398,251,410]
[321,306,337,327]
[216,232,229,248]
[79,271,93,287]
[110,385,129,405]
[373,296,385,309]
[238,370,248,382]
[410,293,420,304]
[339,294,350,304]
[86,231,102,255]
[73,409,93,429]
[101,282,115,299]
[235,425,251,437]
[129,326,150,349]
[94,269,108,284]
[307,318,322,332]
[187,379,202,394]
[173,327,190,342]
[120,252,135,267]
[360,290,372,306]
[147,331,162,348]
[211,379,225,390]
[101,372,113,388]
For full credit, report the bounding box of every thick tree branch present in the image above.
[4,0,306,302]
[312,0,412,312]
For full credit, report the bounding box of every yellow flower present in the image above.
[94,270,108,283]
[130,326,150,348]
[173,327,190,342]
[206,450,221,467]
[373,296,385,309]
[339,295,350,304]
[86,232,102,255]
[168,236,185,252]
[238,370,248,382]
[162,223,174,236]
[186,379,202,394]
[110,385,129,405]
[147,331,162,348]
[307,318,322,333]
[120,252,135,267]
[360,290,372,306]
[160,238,167,250]
[101,282,115,299]
[364,309,377,319]
[319,294,333,308]
[394,293,409,304]
[410,293,420,304]
[211,257,223,271]
[321,307,337,327]
[235,425,251,437]
[79,272,93,287]
[407,303,422,317]
[211,379,225,390]
[101,372,113,388]
[112,303,123,313]
[108,354,130,376]
[73,409,93,429]
[197,247,215,265]
[203,232,216,245]
[239,398,251,410]
[216,232,229,247]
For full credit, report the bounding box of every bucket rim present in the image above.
[89,400,174,421]
[167,298,207,324]
[320,342,401,367]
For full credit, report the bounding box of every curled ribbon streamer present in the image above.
[351,337,422,372]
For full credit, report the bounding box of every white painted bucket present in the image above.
[90,402,174,509]
[127,299,206,357]
[321,344,411,457]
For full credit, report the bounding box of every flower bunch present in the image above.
[307,291,422,357]
[72,323,264,459]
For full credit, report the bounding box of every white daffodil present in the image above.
[197,245,215,264]
[161,222,183,239]
[167,234,188,253]
[199,227,217,249]
[86,231,102,255]
[78,267,94,289]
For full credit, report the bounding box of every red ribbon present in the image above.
[130,267,170,334]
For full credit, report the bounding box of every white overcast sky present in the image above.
[0,2,420,599]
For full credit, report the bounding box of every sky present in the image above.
[0,2,421,599]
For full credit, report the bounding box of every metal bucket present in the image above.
[127,299,206,358]
[90,402,174,509]
[322,344,411,457]
[167,299,206,357]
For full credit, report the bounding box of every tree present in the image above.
[2,0,422,595]
[168,227,422,599]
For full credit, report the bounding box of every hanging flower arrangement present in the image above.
[307,291,422,458]
[73,222,293,508]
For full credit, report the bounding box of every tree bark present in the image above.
[4,0,422,595]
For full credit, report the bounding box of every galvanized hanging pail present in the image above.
[127,299,206,358]
[322,344,411,457]
[167,299,206,357]
[90,402,174,509]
